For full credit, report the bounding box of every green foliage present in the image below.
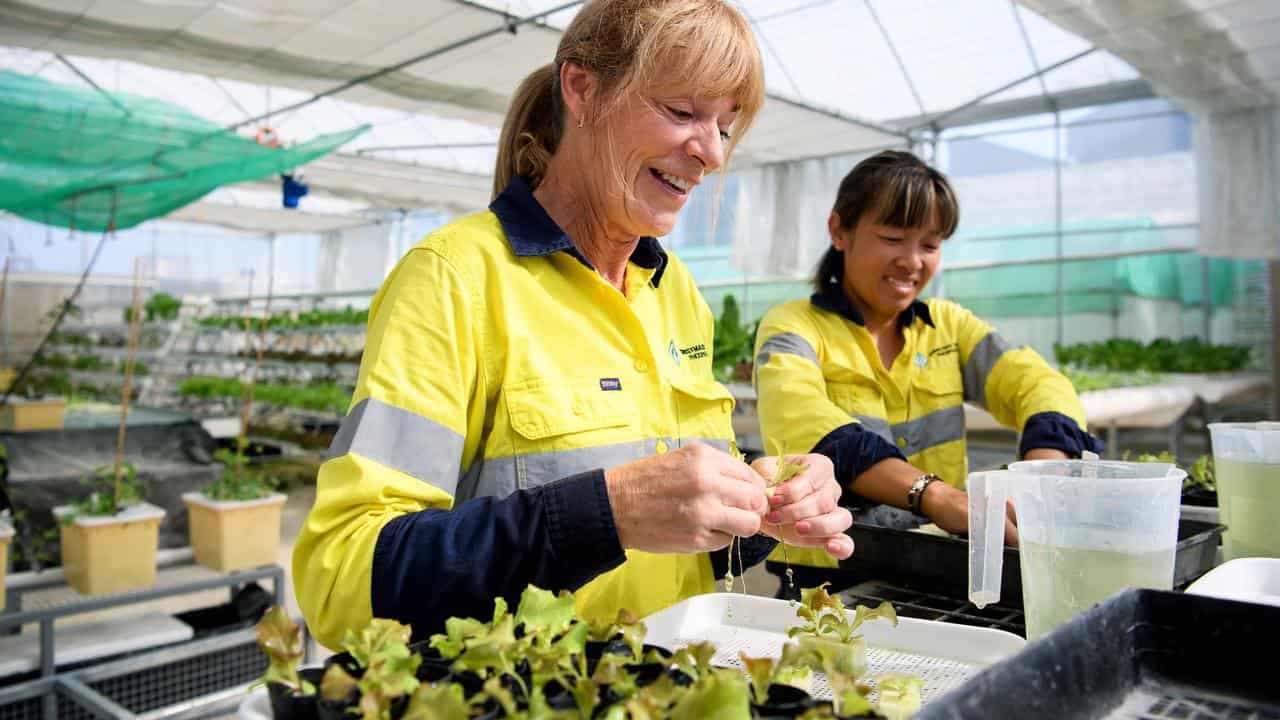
[203,446,276,501]
[1062,367,1163,393]
[123,291,183,324]
[252,606,313,695]
[340,618,422,720]
[712,294,757,384]
[254,583,927,718]
[178,375,351,414]
[62,462,142,523]
[738,653,775,705]
[1054,337,1251,373]
[8,508,60,572]
[1130,451,1216,492]
[875,674,925,720]
[402,682,470,720]
[198,305,368,330]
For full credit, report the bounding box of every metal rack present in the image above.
[0,558,284,720]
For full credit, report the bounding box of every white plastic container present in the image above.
[1185,557,1280,607]
[642,592,1024,703]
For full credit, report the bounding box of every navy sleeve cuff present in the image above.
[709,534,778,579]
[543,468,626,589]
[812,422,907,485]
[370,468,625,638]
[1019,411,1105,458]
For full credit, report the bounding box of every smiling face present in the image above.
[833,213,943,326]
[588,91,739,238]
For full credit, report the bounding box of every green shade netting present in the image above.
[0,71,368,232]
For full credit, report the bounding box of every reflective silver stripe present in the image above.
[463,436,735,501]
[889,405,966,457]
[678,437,732,453]
[326,397,464,496]
[852,415,893,443]
[755,332,818,368]
[468,439,654,501]
[963,332,1015,408]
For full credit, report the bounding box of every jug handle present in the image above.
[968,470,1012,608]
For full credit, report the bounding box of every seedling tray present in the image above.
[839,519,1224,601]
[917,589,1280,719]
[641,592,1024,706]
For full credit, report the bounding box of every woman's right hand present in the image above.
[604,443,768,553]
[920,481,1020,548]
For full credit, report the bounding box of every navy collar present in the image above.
[810,285,934,328]
[489,176,669,288]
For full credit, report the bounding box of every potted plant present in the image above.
[183,443,285,572]
[54,266,165,596]
[253,605,319,720]
[54,461,165,595]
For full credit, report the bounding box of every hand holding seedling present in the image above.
[605,443,768,553]
[752,454,855,559]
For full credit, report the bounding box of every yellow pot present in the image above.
[183,493,286,572]
[54,504,165,595]
[0,397,66,432]
[0,519,12,611]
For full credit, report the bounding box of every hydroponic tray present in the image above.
[641,592,1025,705]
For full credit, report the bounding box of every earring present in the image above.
[577,116,584,129]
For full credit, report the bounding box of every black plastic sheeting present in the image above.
[2,419,220,559]
[919,589,1280,719]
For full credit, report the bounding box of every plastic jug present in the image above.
[1208,422,1280,560]
[968,459,1184,640]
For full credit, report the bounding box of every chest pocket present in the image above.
[825,378,884,417]
[506,378,635,450]
[912,366,963,412]
[668,374,734,448]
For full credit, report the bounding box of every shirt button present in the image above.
[721,399,733,414]
[572,400,587,416]
[634,358,649,372]
[655,440,669,454]
[897,437,907,448]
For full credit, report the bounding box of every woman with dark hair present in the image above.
[293,0,855,648]
[754,150,1100,591]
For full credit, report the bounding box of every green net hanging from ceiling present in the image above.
[0,70,368,232]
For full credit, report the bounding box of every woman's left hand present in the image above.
[750,454,855,559]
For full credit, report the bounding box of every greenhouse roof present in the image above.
[0,0,1275,233]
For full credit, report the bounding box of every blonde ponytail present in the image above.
[493,64,562,199]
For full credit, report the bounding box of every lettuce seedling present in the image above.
[454,613,525,693]
[738,652,776,705]
[337,618,421,720]
[516,585,578,648]
[875,674,925,720]
[251,605,313,695]
[428,597,508,659]
[672,641,717,682]
[401,682,469,720]
[669,668,751,720]
[320,664,357,703]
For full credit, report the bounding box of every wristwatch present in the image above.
[907,473,942,515]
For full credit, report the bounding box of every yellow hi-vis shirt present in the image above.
[755,291,1094,568]
[293,178,737,649]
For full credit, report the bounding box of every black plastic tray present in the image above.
[918,589,1280,719]
[839,519,1225,603]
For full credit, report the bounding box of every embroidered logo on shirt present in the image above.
[669,340,681,365]
[914,352,928,368]
[678,343,708,360]
[599,378,622,391]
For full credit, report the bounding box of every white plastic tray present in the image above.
[1186,558,1280,607]
[642,592,1024,704]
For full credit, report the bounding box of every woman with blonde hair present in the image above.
[755,150,1100,593]
[294,0,854,647]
